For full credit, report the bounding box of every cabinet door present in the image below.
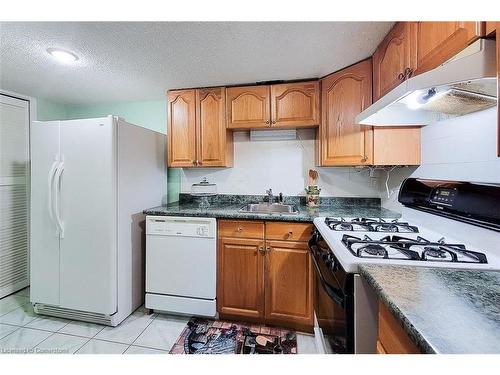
[270,81,320,128]
[373,22,417,101]
[264,240,313,329]
[226,86,270,129]
[217,237,265,319]
[319,59,373,166]
[415,22,484,75]
[196,88,232,167]
[167,90,196,167]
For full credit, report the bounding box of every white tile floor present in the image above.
[0,287,317,354]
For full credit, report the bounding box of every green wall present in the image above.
[66,100,166,134]
[37,98,68,121]
[36,98,180,203]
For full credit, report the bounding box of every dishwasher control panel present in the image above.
[146,216,216,238]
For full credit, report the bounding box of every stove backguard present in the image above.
[398,178,500,231]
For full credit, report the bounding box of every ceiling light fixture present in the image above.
[47,48,79,64]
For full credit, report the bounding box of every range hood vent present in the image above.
[356,39,497,126]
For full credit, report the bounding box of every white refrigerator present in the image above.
[30,116,165,326]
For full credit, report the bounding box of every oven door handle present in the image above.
[309,243,346,307]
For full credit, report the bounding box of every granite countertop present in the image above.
[143,194,400,222]
[359,265,500,354]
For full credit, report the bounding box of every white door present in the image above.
[30,120,61,305]
[0,95,30,298]
[58,118,117,314]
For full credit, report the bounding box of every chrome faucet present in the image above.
[266,188,274,204]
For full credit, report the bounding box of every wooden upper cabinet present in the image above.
[414,22,484,75]
[167,89,196,167]
[319,59,373,166]
[373,127,421,166]
[270,81,320,128]
[226,81,320,129]
[196,87,232,167]
[264,240,313,329]
[226,86,270,129]
[217,236,265,320]
[167,88,233,168]
[373,22,417,101]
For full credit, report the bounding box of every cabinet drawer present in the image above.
[265,222,313,242]
[218,220,264,239]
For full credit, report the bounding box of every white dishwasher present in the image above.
[145,216,217,317]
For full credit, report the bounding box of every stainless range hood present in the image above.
[356,39,497,126]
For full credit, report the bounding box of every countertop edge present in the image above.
[358,265,437,354]
[142,209,317,223]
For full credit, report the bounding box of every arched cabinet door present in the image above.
[226,86,270,129]
[167,90,196,167]
[373,22,417,101]
[270,81,320,128]
[319,59,373,166]
[196,88,232,167]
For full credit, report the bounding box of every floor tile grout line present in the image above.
[128,314,158,348]
[31,330,58,351]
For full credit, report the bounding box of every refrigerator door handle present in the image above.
[54,161,65,238]
[47,157,59,227]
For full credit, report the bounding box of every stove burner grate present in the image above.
[325,217,418,233]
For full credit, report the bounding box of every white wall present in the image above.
[382,107,500,212]
[412,107,500,184]
[181,129,415,200]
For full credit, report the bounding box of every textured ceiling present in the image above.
[0,22,393,105]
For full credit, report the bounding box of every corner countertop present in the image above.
[359,264,500,354]
[143,200,400,223]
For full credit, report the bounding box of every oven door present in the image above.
[309,232,354,354]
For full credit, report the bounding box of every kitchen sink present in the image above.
[238,203,299,215]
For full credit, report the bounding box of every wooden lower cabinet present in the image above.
[217,236,265,319]
[265,240,313,329]
[217,220,314,331]
[378,302,420,354]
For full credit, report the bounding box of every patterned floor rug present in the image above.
[169,317,298,354]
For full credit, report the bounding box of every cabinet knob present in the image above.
[258,246,265,253]
[271,120,276,125]
[287,231,293,237]
[362,155,368,162]
[266,246,272,252]
[237,227,243,232]
[265,120,270,125]
[192,160,196,165]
